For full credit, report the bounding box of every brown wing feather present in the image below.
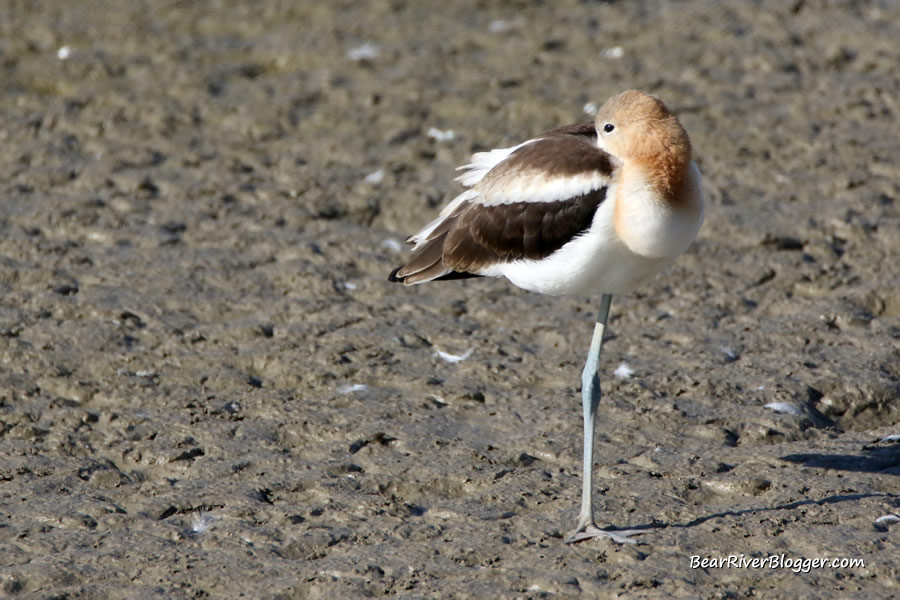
[443,189,607,273]
[541,120,598,139]
[493,134,612,179]
[391,214,458,283]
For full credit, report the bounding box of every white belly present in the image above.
[486,233,673,296]
[481,173,702,296]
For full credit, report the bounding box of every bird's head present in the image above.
[594,90,692,178]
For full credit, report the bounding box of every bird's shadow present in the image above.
[613,446,899,534]
[611,491,900,535]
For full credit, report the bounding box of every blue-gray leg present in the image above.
[565,294,643,544]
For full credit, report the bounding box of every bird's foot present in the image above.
[565,523,644,545]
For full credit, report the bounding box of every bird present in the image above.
[388,90,705,544]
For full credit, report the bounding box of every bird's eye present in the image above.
[603,123,615,133]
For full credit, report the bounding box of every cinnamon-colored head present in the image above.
[594,90,692,195]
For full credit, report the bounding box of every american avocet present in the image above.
[389,90,705,544]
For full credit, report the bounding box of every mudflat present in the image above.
[1,1,897,598]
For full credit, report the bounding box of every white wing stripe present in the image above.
[477,170,609,206]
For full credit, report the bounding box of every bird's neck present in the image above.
[630,146,692,207]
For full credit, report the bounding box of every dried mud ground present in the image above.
[1,1,899,598]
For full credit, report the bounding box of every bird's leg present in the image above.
[565,294,643,545]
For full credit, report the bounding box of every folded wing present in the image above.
[390,123,614,285]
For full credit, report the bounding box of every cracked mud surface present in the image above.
[1,1,898,598]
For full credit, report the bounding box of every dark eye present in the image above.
[603,123,615,133]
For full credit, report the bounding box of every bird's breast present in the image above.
[613,161,704,260]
